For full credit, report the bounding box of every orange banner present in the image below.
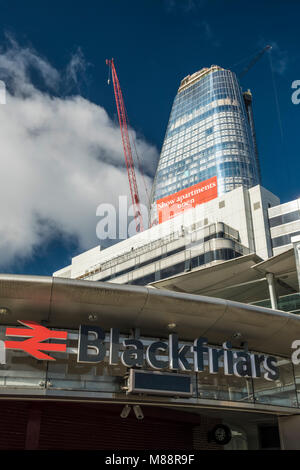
[157,176,218,223]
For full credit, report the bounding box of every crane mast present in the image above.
[106,58,144,233]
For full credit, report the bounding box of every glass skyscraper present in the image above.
[150,65,260,224]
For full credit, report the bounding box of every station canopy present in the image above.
[0,263,299,359]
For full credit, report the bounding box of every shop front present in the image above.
[0,274,299,450]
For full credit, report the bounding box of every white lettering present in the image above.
[291,340,300,365]
[292,80,300,104]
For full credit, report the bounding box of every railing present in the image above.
[78,222,241,281]
[252,293,300,314]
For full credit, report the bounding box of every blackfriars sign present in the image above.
[1,320,280,382]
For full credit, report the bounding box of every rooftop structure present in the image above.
[54,185,278,284]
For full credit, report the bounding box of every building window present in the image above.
[271,230,300,248]
[269,210,300,228]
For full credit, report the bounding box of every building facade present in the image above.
[54,184,279,285]
[268,197,300,256]
[1,274,300,450]
[150,65,260,225]
[2,63,300,450]
[53,64,281,290]
[40,64,300,450]
[54,188,300,319]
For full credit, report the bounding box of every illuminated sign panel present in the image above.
[127,370,192,396]
[156,176,218,224]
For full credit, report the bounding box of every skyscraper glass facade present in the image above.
[150,65,260,224]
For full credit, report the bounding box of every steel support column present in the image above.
[266,272,278,310]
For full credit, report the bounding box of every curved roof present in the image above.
[0,274,299,358]
[151,252,298,302]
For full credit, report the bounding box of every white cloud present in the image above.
[201,20,220,48]
[256,40,289,76]
[0,38,158,268]
[269,42,289,76]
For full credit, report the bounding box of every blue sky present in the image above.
[0,0,299,276]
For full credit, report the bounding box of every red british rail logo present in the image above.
[5,320,67,360]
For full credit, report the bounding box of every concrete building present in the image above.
[268,197,300,256]
[53,188,300,316]
[54,184,279,285]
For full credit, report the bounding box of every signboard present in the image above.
[156,176,218,224]
[1,320,280,383]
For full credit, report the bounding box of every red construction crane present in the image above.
[106,58,144,233]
